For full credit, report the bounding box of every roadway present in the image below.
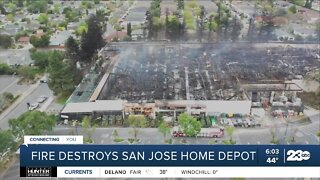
[0,75,28,96]
[0,81,53,129]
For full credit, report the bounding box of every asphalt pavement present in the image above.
[0,82,53,129]
[0,49,33,66]
[0,75,28,96]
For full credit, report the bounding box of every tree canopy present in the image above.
[0,34,13,49]
[30,34,50,48]
[65,36,79,61]
[127,115,147,140]
[9,111,56,139]
[178,113,201,137]
[80,15,104,61]
[37,13,49,25]
[27,0,48,13]
[47,50,75,95]
[0,130,16,154]
[158,121,171,140]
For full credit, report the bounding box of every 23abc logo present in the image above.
[286,150,311,161]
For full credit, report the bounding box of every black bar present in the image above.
[51,167,57,177]
[20,167,57,177]
[20,166,26,177]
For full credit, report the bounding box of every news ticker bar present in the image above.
[20,145,320,167]
[20,166,320,178]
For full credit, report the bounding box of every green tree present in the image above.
[6,3,17,12]
[9,111,56,139]
[47,51,75,95]
[27,0,47,13]
[52,3,60,14]
[3,92,14,101]
[81,1,93,9]
[288,5,297,14]
[5,13,14,22]
[177,0,184,10]
[37,13,49,25]
[225,126,235,142]
[75,22,88,36]
[80,15,104,61]
[31,51,51,69]
[127,22,132,37]
[0,34,13,48]
[0,130,16,154]
[158,122,171,141]
[17,66,38,81]
[198,5,206,42]
[230,16,242,42]
[30,34,50,48]
[16,0,24,8]
[207,15,217,40]
[81,116,96,143]
[0,3,6,14]
[270,128,279,144]
[65,36,82,85]
[178,113,201,137]
[112,129,119,138]
[65,36,79,61]
[166,16,180,41]
[305,0,314,9]
[0,63,13,75]
[127,115,147,140]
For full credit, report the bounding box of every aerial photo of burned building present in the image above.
[61,42,319,125]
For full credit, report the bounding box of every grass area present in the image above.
[208,139,219,144]
[114,136,125,143]
[298,92,320,110]
[0,94,20,115]
[84,137,93,144]
[223,139,237,145]
[165,139,173,144]
[184,10,195,30]
[56,93,70,105]
[127,138,140,144]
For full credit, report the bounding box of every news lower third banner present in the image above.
[20,144,320,178]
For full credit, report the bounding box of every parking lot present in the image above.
[196,0,218,15]
[125,1,150,23]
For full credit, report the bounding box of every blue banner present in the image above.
[20,145,320,167]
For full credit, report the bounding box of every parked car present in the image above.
[28,103,39,111]
[37,96,47,103]
[237,119,243,127]
[40,79,47,83]
[232,119,238,127]
[172,131,185,137]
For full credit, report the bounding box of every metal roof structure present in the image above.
[61,100,124,114]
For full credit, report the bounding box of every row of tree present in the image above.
[0,111,56,158]
[30,50,76,95]
[0,34,13,49]
[144,0,243,42]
